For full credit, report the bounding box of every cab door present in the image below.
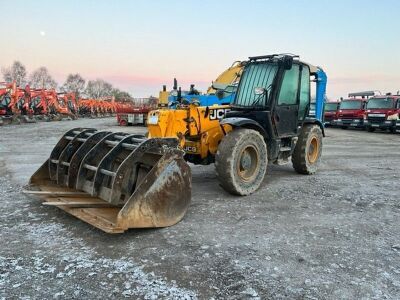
[273,64,300,136]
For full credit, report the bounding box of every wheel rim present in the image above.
[236,145,259,181]
[307,136,319,164]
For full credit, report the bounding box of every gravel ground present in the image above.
[0,118,399,299]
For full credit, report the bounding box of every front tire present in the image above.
[215,128,267,195]
[292,124,323,175]
[367,126,375,132]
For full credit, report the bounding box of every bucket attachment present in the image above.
[26,128,191,233]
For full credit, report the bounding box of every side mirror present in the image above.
[254,87,265,95]
[254,87,268,104]
[254,87,268,98]
[216,89,224,99]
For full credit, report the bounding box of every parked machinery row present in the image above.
[0,81,118,125]
[324,91,400,133]
[78,97,117,118]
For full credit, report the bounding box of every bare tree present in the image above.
[29,67,57,89]
[111,88,133,101]
[85,79,113,98]
[2,61,27,86]
[62,73,86,98]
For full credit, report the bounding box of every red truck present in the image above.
[116,98,157,126]
[333,98,368,129]
[332,91,377,129]
[364,94,400,133]
[323,101,340,126]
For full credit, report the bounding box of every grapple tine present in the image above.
[67,131,113,188]
[48,128,96,181]
[75,132,132,195]
[91,134,143,200]
[30,127,95,185]
[56,128,98,186]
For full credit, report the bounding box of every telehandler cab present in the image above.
[26,54,327,233]
[216,54,327,194]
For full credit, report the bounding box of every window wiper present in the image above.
[250,93,264,107]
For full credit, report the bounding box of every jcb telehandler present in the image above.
[26,54,327,233]
[148,54,327,193]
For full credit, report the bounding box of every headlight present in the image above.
[387,113,399,121]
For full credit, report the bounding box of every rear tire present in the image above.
[292,124,323,175]
[215,128,267,195]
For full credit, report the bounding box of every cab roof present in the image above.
[248,54,319,73]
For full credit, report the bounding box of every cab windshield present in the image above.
[324,103,338,111]
[340,100,362,110]
[367,98,394,109]
[232,62,278,108]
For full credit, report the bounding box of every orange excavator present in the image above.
[43,89,77,120]
[0,81,34,124]
[57,92,78,119]
[0,82,14,124]
[78,98,97,117]
[26,88,51,120]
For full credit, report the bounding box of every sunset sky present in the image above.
[1,0,399,99]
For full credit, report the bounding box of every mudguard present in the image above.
[220,117,268,138]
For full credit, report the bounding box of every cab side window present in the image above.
[298,65,310,120]
[277,64,300,106]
